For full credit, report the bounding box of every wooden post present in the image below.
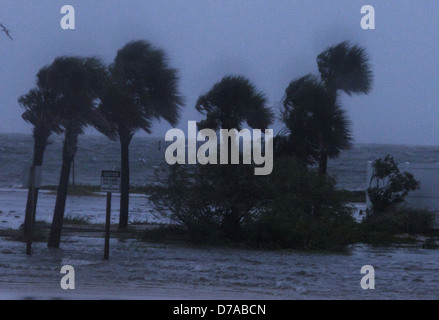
[104,192,112,260]
[26,166,36,255]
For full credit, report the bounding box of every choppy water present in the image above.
[1,134,439,191]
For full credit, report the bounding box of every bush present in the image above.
[149,163,269,243]
[361,207,435,236]
[149,157,357,250]
[245,157,357,250]
[367,155,419,213]
[64,214,90,225]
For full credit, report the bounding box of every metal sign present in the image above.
[101,170,120,193]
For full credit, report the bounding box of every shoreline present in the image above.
[0,185,368,201]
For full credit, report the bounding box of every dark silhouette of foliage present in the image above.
[19,80,63,236]
[317,41,373,96]
[39,56,111,248]
[367,155,419,213]
[280,74,352,171]
[194,75,274,239]
[196,75,274,131]
[278,42,372,175]
[100,40,184,229]
[150,163,269,243]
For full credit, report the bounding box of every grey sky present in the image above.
[1,1,438,145]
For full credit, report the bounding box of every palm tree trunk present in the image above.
[48,129,77,248]
[23,135,48,236]
[221,128,243,240]
[119,134,131,229]
[315,149,328,216]
[318,149,328,176]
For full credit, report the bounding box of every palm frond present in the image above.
[317,41,373,95]
[195,75,273,131]
[102,40,184,137]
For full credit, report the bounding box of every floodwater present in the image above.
[1,235,439,300]
[0,190,438,300]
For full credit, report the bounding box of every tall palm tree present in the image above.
[19,78,63,236]
[41,56,110,248]
[316,41,373,174]
[195,75,274,239]
[100,40,184,229]
[281,74,352,174]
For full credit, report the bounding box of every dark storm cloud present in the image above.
[1,1,438,145]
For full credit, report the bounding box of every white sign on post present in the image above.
[101,171,121,193]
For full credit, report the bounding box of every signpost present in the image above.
[101,170,120,260]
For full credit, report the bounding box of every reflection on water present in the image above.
[1,235,439,300]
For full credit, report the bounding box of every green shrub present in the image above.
[149,157,357,250]
[149,163,269,242]
[367,155,419,213]
[361,207,435,236]
[245,157,357,250]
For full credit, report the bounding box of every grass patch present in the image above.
[38,184,159,196]
[1,226,49,243]
[64,214,90,225]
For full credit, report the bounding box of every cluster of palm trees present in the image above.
[20,41,183,248]
[19,39,372,249]
[277,42,373,174]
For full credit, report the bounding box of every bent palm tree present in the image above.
[41,56,109,248]
[317,41,373,96]
[316,41,373,174]
[195,75,274,239]
[281,74,352,174]
[19,79,63,236]
[100,40,184,229]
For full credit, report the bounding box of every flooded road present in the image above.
[0,189,437,300]
[1,235,439,300]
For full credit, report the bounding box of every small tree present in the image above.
[367,155,419,213]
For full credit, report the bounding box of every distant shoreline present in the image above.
[5,184,367,203]
[2,132,439,148]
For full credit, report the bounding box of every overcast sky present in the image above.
[1,1,438,145]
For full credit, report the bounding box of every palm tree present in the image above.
[195,75,274,239]
[316,41,373,174]
[281,74,352,174]
[196,75,273,131]
[41,56,110,248]
[100,40,184,230]
[317,41,373,97]
[279,42,372,174]
[19,76,63,236]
